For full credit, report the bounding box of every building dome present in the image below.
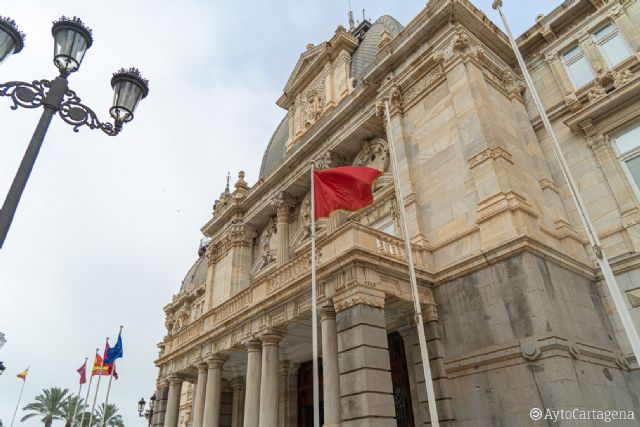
[180,255,207,292]
[258,15,403,181]
[351,15,403,84]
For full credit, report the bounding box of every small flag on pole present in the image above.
[103,342,118,380]
[312,166,382,219]
[104,332,123,364]
[77,360,87,384]
[16,368,28,381]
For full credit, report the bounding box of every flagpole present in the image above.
[89,340,108,427]
[492,0,640,363]
[310,162,320,427]
[71,357,88,427]
[384,100,440,426]
[79,350,98,427]
[100,326,122,427]
[10,366,28,427]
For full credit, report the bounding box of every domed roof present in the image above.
[259,115,289,180]
[180,255,207,292]
[351,15,404,84]
[258,15,403,181]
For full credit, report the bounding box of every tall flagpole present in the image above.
[79,350,98,427]
[10,366,29,427]
[71,357,88,427]
[89,339,108,427]
[100,326,123,427]
[384,100,440,427]
[492,0,640,363]
[310,162,320,427]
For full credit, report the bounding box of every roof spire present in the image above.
[225,171,231,193]
[348,0,355,30]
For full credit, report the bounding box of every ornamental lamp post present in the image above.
[0,361,6,375]
[138,394,155,427]
[0,16,149,249]
[0,16,24,64]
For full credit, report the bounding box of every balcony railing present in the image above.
[163,221,427,355]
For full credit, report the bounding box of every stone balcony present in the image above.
[161,221,433,358]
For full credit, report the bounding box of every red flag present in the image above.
[313,166,382,220]
[102,342,119,380]
[92,353,107,376]
[77,361,87,384]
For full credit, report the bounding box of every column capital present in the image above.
[196,362,208,373]
[205,354,229,369]
[333,284,385,313]
[242,338,262,352]
[270,191,296,218]
[259,328,285,345]
[230,377,245,391]
[168,375,183,386]
[318,304,337,320]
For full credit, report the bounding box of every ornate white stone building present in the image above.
[153,1,640,425]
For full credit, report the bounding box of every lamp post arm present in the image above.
[58,90,121,136]
[0,75,67,249]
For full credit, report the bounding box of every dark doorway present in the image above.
[388,332,415,427]
[297,360,324,427]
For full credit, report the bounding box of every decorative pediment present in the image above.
[282,43,328,98]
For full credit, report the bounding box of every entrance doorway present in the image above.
[388,332,415,427]
[297,360,324,427]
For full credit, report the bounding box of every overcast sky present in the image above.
[0,1,559,426]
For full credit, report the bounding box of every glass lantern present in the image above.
[110,67,150,124]
[0,16,25,64]
[51,16,93,75]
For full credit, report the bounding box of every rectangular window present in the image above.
[562,45,595,88]
[594,23,632,68]
[614,125,640,197]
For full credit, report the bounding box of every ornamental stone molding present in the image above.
[333,284,386,313]
[352,138,390,173]
[468,146,514,169]
[269,192,296,216]
[314,150,347,170]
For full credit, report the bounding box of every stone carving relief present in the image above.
[315,150,347,170]
[252,217,277,273]
[352,139,391,191]
[588,65,636,102]
[303,88,324,129]
[291,192,326,248]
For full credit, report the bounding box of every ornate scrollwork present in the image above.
[58,89,121,136]
[0,80,49,110]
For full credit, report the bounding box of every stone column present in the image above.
[193,363,208,427]
[319,305,341,427]
[152,385,169,427]
[278,361,290,427]
[335,286,395,426]
[203,355,227,427]
[163,377,183,427]
[243,340,262,427]
[258,331,283,427]
[270,192,295,266]
[230,378,245,427]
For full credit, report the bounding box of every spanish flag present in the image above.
[17,368,28,380]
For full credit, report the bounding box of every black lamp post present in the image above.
[138,394,155,426]
[0,361,5,375]
[0,16,149,249]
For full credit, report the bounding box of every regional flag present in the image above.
[313,166,382,220]
[77,360,87,384]
[102,342,119,380]
[92,353,107,376]
[17,368,28,380]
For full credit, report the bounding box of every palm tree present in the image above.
[20,388,70,427]
[92,404,123,427]
[60,395,85,427]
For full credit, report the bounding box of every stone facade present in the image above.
[154,1,640,426]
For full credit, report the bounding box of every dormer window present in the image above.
[562,45,595,88]
[594,23,633,68]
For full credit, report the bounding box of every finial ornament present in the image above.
[225,171,231,193]
[492,0,503,9]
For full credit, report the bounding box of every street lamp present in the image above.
[0,16,149,249]
[138,394,155,427]
[0,16,25,63]
[0,361,6,375]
